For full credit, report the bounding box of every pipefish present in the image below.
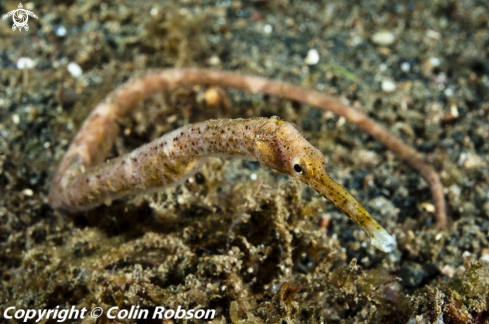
[49,70,410,253]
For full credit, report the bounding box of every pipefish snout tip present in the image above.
[369,227,397,253]
[307,173,397,253]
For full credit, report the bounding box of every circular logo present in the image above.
[13,9,28,28]
[2,3,38,32]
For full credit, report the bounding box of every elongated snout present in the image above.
[306,172,396,252]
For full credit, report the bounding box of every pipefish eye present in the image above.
[291,156,316,178]
[292,159,308,176]
[293,164,302,173]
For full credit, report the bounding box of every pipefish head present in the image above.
[252,118,324,179]
[253,118,396,253]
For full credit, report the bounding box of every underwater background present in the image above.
[1,0,489,323]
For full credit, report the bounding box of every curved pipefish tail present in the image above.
[305,173,396,253]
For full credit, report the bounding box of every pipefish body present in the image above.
[50,116,396,253]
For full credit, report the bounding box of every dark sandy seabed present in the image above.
[1,0,489,323]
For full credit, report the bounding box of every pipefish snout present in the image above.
[50,116,396,253]
[253,118,396,253]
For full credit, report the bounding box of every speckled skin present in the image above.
[53,116,395,252]
[59,118,271,211]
